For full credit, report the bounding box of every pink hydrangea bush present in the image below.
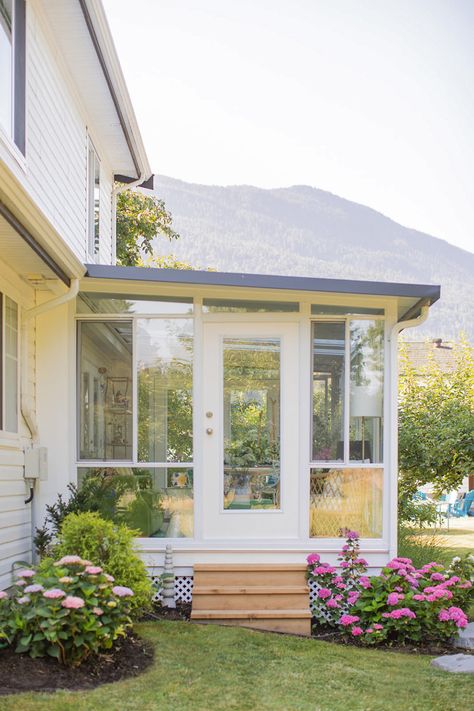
[306,529,369,627]
[4,556,134,665]
[348,556,472,646]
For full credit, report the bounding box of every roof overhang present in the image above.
[39,0,151,181]
[83,264,440,322]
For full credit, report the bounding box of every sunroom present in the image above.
[66,265,439,580]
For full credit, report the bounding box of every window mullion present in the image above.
[343,318,350,463]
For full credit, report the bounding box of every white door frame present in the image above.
[202,321,300,541]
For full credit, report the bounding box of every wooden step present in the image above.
[191,563,311,635]
[192,586,309,611]
[191,609,312,636]
[193,564,307,587]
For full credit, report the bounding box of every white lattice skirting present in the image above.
[151,575,194,603]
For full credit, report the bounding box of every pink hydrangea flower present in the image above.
[313,566,333,575]
[85,565,103,575]
[413,594,426,601]
[459,581,472,589]
[351,626,364,636]
[306,553,320,565]
[355,558,368,566]
[430,572,445,582]
[55,555,85,566]
[387,607,416,620]
[317,587,332,600]
[387,592,404,606]
[104,574,115,582]
[438,606,468,628]
[373,623,383,630]
[359,576,371,589]
[339,614,360,626]
[24,584,44,594]
[367,628,373,634]
[93,607,104,616]
[326,598,339,609]
[43,588,66,599]
[0,591,8,600]
[61,595,85,609]
[112,585,134,598]
[348,591,360,603]
[340,561,349,568]
[16,568,35,578]
[59,576,73,584]
[17,596,30,604]
[346,530,359,540]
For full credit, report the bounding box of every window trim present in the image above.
[0,0,26,154]
[87,137,101,261]
[0,292,19,434]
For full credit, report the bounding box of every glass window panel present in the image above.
[87,143,100,256]
[0,1,13,136]
[312,322,345,461]
[203,298,299,313]
[4,296,18,432]
[77,466,193,538]
[78,321,133,460]
[137,319,193,462]
[311,304,384,316]
[350,320,384,463]
[310,467,383,538]
[223,338,280,510]
[77,293,193,315]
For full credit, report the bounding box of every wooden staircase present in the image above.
[190,564,312,636]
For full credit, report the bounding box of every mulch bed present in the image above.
[0,633,154,696]
[142,601,192,622]
[312,624,471,656]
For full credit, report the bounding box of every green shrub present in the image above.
[54,512,152,616]
[3,557,133,666]
[397,526,447,569]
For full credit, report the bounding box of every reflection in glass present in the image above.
[78,322,133,460]
[350,320,384,463]
[77,293,193,315]
[4,296,18,432]
[310,467,383,538]
[77,467,193,538]
[203,299,298,313]
[223,338,280,510]
[311,305,384,316]
[0,0,12,135]
[137,319,193,462]
[312,322,345,461]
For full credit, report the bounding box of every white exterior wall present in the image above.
[0,263,36,589]
[0,0,115,266]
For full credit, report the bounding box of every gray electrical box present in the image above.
[24,447,48,481]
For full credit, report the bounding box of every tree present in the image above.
[398,338,474,499]
[115,189,179,266]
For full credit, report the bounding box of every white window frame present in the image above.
[0,292,19,434]
[87,138,101,261]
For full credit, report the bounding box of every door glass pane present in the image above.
[137,319,193,462]
[312,322,345,461]
[78,321,133,460]
[4,296,18,432]
[203,299,298,313]
[77,466,193,538]
[223,337,280,510]
[310,467,383,538]
[350,320,384,463]
[0,0,12,136]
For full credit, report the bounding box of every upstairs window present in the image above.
[87,139,101,258]
[0,293,19,433]
[0,0,26,153]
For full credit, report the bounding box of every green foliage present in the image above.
[116,189,179,267]
[398,498,440,529]
[3,557,133,666]
[54,513,152,616]
[398,338,474,498]
[350,557,472,646]
[397,526,446,569]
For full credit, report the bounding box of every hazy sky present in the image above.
[103,0,474,254]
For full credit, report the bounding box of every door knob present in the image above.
[206,427,213,435]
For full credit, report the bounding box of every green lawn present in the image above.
[3,622,473,711]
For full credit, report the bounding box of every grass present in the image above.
[2,621,474,711]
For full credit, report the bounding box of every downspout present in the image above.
[388,304,430,559]
[20,278,80,560]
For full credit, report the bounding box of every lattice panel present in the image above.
[151,575,194,603]
[309,578,351,623]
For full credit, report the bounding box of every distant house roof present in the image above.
[401,340,473,373]
[84,264,440,322]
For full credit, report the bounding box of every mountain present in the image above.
[153,175,474,340]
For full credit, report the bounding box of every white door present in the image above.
[202,322,300,540]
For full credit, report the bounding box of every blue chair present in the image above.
[451,490,474,518]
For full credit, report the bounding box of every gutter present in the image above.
[21,279,80,444]
[388,305,430,560]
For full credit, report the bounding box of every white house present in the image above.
[0,0,440,633]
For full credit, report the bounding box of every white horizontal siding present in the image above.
[18,2,115,264]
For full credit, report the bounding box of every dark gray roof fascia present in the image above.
[84,264,440,306]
